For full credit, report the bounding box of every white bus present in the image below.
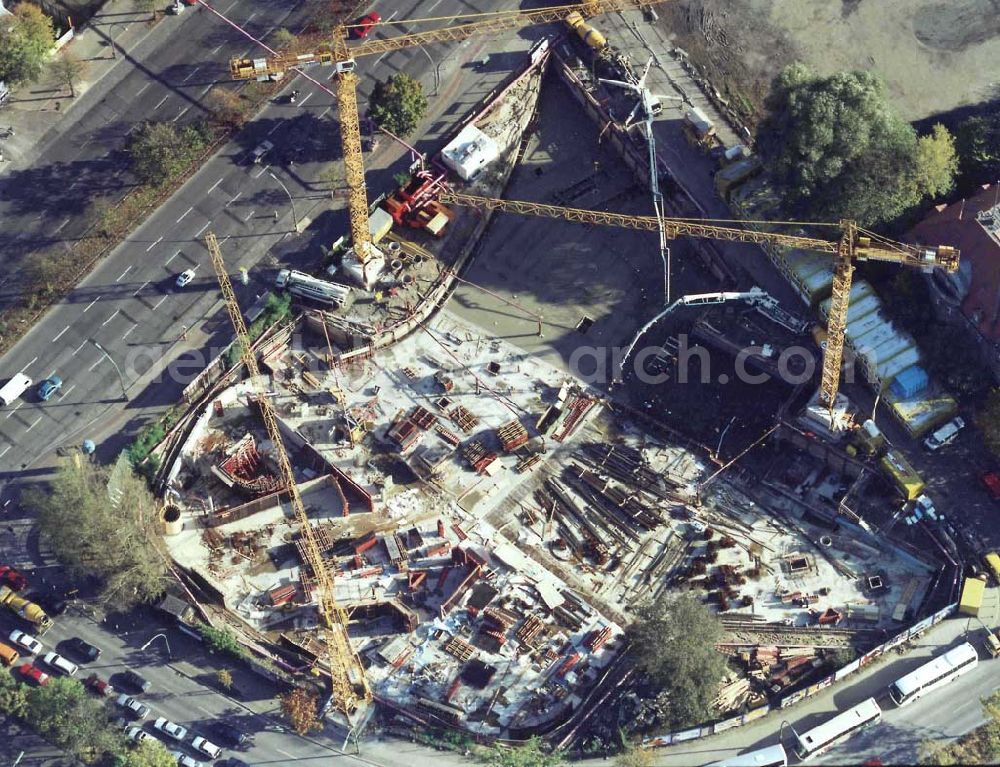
[888,641,979,707]
[275,269,351,308]
[707,743,787,767]
[792,698,882,762]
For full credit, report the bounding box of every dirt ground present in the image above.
[658,0,1000,122]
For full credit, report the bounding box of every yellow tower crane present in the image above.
[205,232,370,715]
[228,1,666,285]
[437,191,960,412]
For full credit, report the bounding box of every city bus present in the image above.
[888,641,979,707]
[707,743,788,767]
[792,698,882,762]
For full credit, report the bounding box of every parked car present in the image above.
[67,637,102,661]
[155,717,188,742]
[36,594,68,616]
[37,376,63,402]
[84,673,114,697]
[982,471,1000,501]
[191,736,222,760]
[219,760,248,767]
[171,751,204,767]
[250,140,273,164]
[210,723,248,749]
[175,269,196,288]
[349,11,381,39]
[42,651,79,676]
[116,694,150,720]
[18,663,49,686]
[0,564,28,591]
[9,629,43,655]
[125,725,149,743]
[122,669,151,692]
[923,416,965,451]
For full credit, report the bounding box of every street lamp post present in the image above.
[90,340,127,400]
[267,170,298,231]
[416,44,440,96]
[140,632,172,659]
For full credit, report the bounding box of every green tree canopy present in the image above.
[369,73,428,137]
[199,624,247,659]
[629,593,727,729]
[488,737,564,767]
[127,120,210,186]
[25,676,119,763]
[955,107,1000,186]
[0,668,28,718]
[24,455,169,610]
[123,739,178,767]
[764,65,956,225]
[0,3,56,85]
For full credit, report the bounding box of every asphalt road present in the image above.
[0,0,528,495]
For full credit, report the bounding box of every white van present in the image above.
[0,374,32,407]
[924,416,965,451]
[42,651,79,677]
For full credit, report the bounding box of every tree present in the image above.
[0,669,28,718]
[369,73,428,137]
[763,65,950,226]
[124,739,178,767]
[629,593,727,730]
[916,124,958,199]
[199,624,246,659]
[205,87,247,129]
[24,456,169,611]
[270,27,297,51]
[134,0,157,21]
[955,108,1000,187]
[216,669,234,689]
[127,121,209,186]
[51,53,87,97]
[25,676,118,763]
[488,737,564,767]
[615,743,652,767]
[279,687,323,736]
[0,4,55,85]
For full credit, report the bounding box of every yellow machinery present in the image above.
[229,1,665,283]
[437,191,959,412]
[205,232,370,715]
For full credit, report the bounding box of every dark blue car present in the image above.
[38,376,62,401]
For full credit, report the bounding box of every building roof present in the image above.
[908,183,1000,340]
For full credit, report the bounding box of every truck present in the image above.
[275,269,351,308]
[880,448,925,501]
[0,585,53,633]
[564,11,607,52]
[0,373,32,407]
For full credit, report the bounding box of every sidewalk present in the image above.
[1,0,182,170]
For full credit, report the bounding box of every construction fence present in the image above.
[642,601,956,748]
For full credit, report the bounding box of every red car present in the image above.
[0,565,27,591]
[18,663,49,686]
[84,673,114,697]
[982,471,1000,501]
[349,11,381,39]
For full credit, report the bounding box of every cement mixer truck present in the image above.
[0,585,53,633]
[565,11,607,52]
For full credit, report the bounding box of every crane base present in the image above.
[797,391,854,441]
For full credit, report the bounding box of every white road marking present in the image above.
[133,281,149,297]
[208,177,224,194]
[116,265,132,282]
[275,749,296,759]
[5,403,21,419]
[424,0,443,13]
[228,191,242,206]
[25,416,42,433]
[222,0,237,13]
[54,217,71,234]
[72,340,88,355]
[176,206,194,223]
[0,446,10,460]
[88,357,105,372]
[243,209,255,221]
[136,83,151,97]
[194,222,210,237]
[152,296,167,311]
[210,43,223,55]
[297,91,313,107]
[146,235,163,252]
[266,122,282,136]
[59,384,75,400]
[83,297,101,313]
[182,66,201,83]
[252,164,269,179]
[164,251,178,265]
[17,357,36,374]
[200,84,213,96]
[102,310,120,327]
[45,369,55,380]
[172,106,190,123]
[122,324,137,340]
[245,11,257,23]
[52,325,70,342]
[154,95,169,110]
[262,26,276,39]
[319,106,331,119]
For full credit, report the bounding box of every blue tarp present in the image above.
[890,365,929,399]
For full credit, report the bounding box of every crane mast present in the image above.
[205,233,370,714]
[439,192,959,410]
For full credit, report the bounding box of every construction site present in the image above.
[148,0,966,750]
